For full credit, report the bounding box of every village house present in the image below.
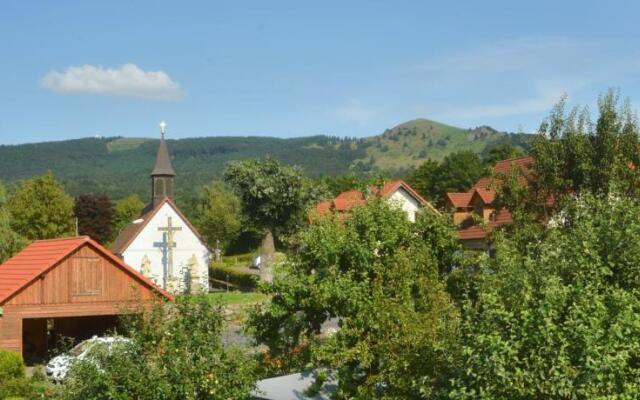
[446,155,534,249]
[316,179,438,221]
[0,236,172,362]
[111,123,210,294]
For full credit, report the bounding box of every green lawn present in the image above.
[203,291,268,305]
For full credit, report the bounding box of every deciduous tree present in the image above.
[224,158,312,281]
[8,171,74,240]
[74,194,114,244]
[0,181,25,263]
[452,194,640,399]
[194,181,242,251]
[248,200,461,398]
[113,194,144,237]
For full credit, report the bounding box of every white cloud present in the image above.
[41,63,185,101]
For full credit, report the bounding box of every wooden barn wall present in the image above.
[0,244,159,354]
[5,245,155,306]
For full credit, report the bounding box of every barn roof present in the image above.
[111,197,208,256]
[0,236,173,305]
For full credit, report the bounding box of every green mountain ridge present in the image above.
[0,119,531,201]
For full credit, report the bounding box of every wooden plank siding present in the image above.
[0,243,159,354]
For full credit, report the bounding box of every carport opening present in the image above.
[22,315,122,365]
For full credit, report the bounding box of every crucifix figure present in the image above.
[157,216,182,278]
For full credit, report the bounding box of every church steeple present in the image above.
[151,121,175,207]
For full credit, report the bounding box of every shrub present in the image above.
[0,350,25,383]
[210,266,258,291]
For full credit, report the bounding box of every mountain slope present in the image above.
[0,119,531,200]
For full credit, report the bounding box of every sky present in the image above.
[2,0,640,144]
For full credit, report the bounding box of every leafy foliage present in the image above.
[113,194,144,237]
[0,181,25,263]
[407,151,486,205]
[498,90,640,223]
[224,158,313,233]
[248,200,461,398]
[74,194,114,244]
[452,194,640,399]
[194,181,242,250]
[482,142,524,165]
[55,297,257,400]
[8,171,74,240]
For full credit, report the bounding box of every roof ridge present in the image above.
[31,236,89,243]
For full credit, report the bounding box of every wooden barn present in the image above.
[0,236,172,362]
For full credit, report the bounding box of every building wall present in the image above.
[386,188,421,222]
[453,210,472,225]
[0,244,158,354]
[122,202,210,294]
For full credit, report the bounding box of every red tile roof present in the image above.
[471,155,534,191]
[446,192,473,208]
[333,190,367,211]
[315,180,438,215]
[472,188,496,205]
[448,156,534,242]
[457,208,513,240]
[0,236,173,305]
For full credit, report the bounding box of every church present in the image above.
[111,123,210,294]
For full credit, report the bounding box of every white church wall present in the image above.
[122,202,210,293]
[386,188,421,222]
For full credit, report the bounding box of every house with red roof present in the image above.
[0,236,172,361]
[446,155,534,249]
[316,180,438,222]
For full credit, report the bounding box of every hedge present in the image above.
[0,350,24,383]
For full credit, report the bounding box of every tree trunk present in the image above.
[260,228,275,283]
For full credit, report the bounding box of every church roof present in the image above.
[151,137,175,176]
[0,236,173,304]
[110,198,208,256]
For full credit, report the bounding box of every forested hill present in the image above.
[0,118,531,200]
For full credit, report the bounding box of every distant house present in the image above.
[315,180,438,222]
[446,156,534,249]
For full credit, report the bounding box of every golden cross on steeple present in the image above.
[159,121,166,139]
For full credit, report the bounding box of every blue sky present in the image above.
[2,0,640,144]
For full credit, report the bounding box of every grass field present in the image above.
[204,291,268,305]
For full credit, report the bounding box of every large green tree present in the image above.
[224,158,313,281]
[194,181,242,252]
[248,200,461,398]
[0,181,25,263]
[8,171,75,240]
[113,194,144,238]
[74,194,114,244]
[408,151,485,205]
[482,142,524,165]
[498,90,640,223]
[452,194,640,399]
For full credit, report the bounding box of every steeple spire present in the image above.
[151,121,175,177]
[151,121,175,206]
